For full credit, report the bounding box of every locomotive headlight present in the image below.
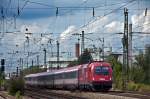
[110,77,112,80]
[93,77,95,80]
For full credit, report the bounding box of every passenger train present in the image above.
[24,61,112,91]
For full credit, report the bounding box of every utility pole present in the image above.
[56,41,60,69]
[19,58,23,75]
[102,38,104,61]
[128,24,132,81]
[75,38,80,58]
[43,48,46,69]
[32,60,34,68]
[19,58,21,70]
[128,24,132,68]
[1,59,5,79]
[21,58,23,70]
[25,28,32,47]
[16,66,19,77]
[20,58,23,76]
[37,55,39,68]
[81,31,85,54]
[122,8,128,90]
[27,52,29,69]
[31,59,34,72]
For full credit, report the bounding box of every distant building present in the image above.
[145,44,150,54]
[110,52,123,63]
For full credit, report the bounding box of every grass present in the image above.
[127,81,150,92]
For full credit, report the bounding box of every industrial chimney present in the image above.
[75,43,80,57]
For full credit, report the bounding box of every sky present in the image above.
[0,0,150,73]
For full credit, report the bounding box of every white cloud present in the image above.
[131,13,144,26]
[58,16,122,52]
[131,10,150,32]
[20,23,41,33]
[130,10,150,51]
[83,0,88,2]
[142,11,150,32]
[105,21,123,33]
[1,17,54,55]
[60,25,76,42]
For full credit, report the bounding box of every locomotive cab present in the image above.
[90,62,112,90]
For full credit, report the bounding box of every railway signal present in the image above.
[1,59,5,79]
[43,48,47,69]
[56,41,60,69]
[1,59,5,72]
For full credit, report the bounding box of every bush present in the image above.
[127,82,139,91]
[130,66,145,83]
[8,77,24,96]
[15,91,22,99]
[138,84,150,92]
[107,55,123,89]
[127,82,150,92]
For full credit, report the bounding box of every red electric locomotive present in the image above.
[78,61,112,91]
[25,61,112,91]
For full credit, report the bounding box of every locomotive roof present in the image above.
[91,61,111,66]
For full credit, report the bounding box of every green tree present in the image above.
[68,60,79,67]
[22,66,46,75]
[133,47,150,84]
[78,49,93,64]
[144,47,150,84]
[130,53,145,83]
[68,49,93,67]
[107,55,122,89]
[0,68,5,90]
[8,77,24,96]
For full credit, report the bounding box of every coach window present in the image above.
[41,76,44,81]
[69,71,76,78]
[66,72,70,79]
[38,76,41,81]
[55,74,58,79]
[64,72,67,79]
[69,72,72,78]
[58,73,60,79]
[66,72,69,79]
[55,73,61,79]
[64,73,66,79]
[72,71,77,78]
[65,72,69,79]
[37,76,39,81]
[44,75,48,81]
[48,74,52,80]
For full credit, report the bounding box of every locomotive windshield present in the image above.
[95,66,109,75]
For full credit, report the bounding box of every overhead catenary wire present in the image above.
[1,0,150,73]
[17,0,139,9]
[7,0,131,53]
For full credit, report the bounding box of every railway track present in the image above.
[69,90,150,99]
[25,88,150,99]
[0,95,6,99]
[105,90,150,99]
[0,91,7,99]
[25,88,86,99]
